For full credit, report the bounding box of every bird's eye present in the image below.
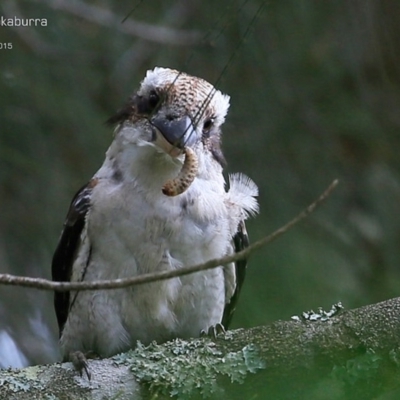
[203,118,214,132]
[136,90,162,115]
[148,90,160,112]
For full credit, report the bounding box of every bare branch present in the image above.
[33,0,201,46]
[0,180,338,292]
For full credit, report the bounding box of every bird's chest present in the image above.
[88,181,229,276]
[79,181,228,345]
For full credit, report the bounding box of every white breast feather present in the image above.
[228,173,259,218]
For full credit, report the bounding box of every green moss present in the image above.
[113,338,265,399]
[0,366,47,394]
[331,349,382,385]
[0,376,31,393]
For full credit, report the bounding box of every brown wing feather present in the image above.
[51,181,95,336]
[221,221,249,329]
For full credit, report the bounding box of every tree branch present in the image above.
[1,294,400,399]
[0,180,338,292]
[33,0,201,46]
[1,0,64,57]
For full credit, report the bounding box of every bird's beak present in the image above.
[151,115,196,158]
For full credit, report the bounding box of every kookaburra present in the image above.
[52,67,259,364]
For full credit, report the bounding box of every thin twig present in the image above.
[0,180,338,292]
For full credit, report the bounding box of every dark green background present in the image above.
[1,0,400,368]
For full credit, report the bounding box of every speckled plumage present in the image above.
[52,67,258,360]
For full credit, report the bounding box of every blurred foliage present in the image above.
[1,0,400,371]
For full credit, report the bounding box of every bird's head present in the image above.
[108,67,230,168]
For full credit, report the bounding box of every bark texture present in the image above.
[1,297,400,399]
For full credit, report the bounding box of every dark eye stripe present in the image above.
[148,90,160,109]
[136,90,161,115]
[203,118,214,131]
